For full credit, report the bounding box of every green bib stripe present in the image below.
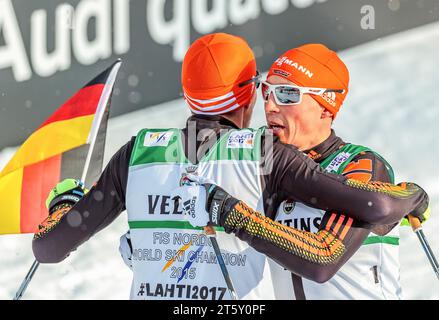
[319,144,398,246]
[363,236,399,246]
[129,220,225,232]
[129,127,266,167]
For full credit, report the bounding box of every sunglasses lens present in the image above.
[275,86,301,104]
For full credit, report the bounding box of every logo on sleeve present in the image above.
[211,201,220,224]
[325,152,352,173]
[144,132,173,147]
[227,131,255,149]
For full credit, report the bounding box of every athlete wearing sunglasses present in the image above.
[261,44,430,300]
[263,75,340,150]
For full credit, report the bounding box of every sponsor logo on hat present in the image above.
[275,56,314,79]
[227,131,255,149]
[322,91,337,107]
[144,132,173,147]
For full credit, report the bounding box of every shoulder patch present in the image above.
[144,132,173,147]
[344,159,373,173]
[325,152,352,173]
[227,130,255,149]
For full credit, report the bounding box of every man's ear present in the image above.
[321,109,334,120]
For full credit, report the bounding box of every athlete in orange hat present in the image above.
[264,44,349,149]
[182,33,260,127]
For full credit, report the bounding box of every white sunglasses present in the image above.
[261,81,345,106]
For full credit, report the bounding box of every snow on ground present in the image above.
[1,22,439,299]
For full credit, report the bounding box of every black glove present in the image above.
[398,182,431,226]
[46,179,87,214]
[203,183,240,227]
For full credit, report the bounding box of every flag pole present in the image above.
[13,60,122,300]
[81,59,121,183]
[13,260,39,300]
[13,137,99,300]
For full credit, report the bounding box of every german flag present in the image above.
[0,60,122,235]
